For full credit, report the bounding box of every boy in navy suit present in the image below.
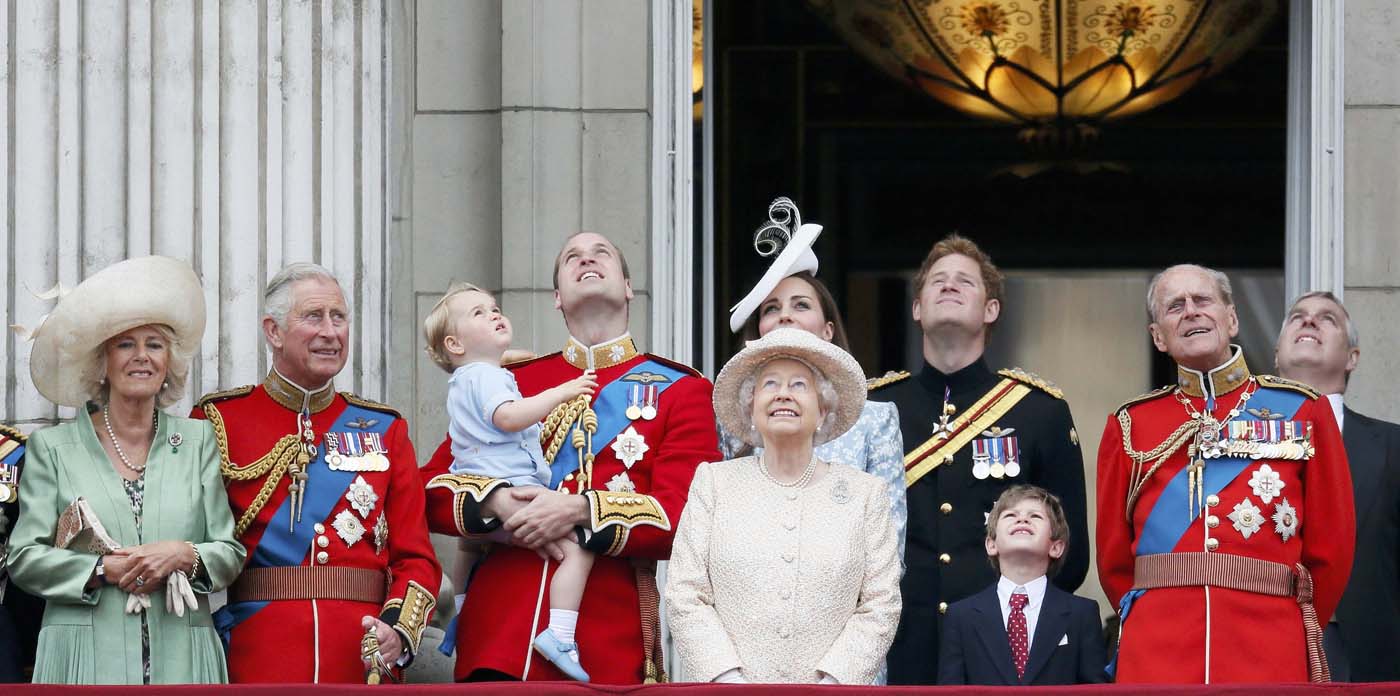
[938,484,1107,685]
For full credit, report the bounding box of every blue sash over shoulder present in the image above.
[547,360,685,488]
[214,403,394,642]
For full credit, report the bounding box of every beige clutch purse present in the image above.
[55,497,121,554]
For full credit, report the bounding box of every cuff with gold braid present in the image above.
[378,580,435,662]
[426,473,512,536]
[580,490,670,556]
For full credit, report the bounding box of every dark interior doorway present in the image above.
[709,2,1289,385]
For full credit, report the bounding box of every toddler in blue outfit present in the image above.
[424,282,598,681]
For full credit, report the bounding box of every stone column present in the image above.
[2,0,393,427]
[396,0,663,448]
[1343,1,1400,421]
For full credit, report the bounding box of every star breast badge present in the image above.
[610,426,649,469]
[1248,464,1285,504]
[345,476,379,519]
[1229,498,1264,539]
[1271,498,1299,542]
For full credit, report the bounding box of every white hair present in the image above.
[264,262,348,329]
[1146,263,1233,323]
[735,356,839,447]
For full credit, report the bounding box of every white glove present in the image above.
[165,571,198,617]
[125,592,151,614]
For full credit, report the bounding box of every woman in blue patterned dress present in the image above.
[723,198,906,561]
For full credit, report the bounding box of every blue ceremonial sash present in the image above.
[1110,386,1308,676]
[0,442,22,467]
[547,360,685,489]
[214,403,395,643]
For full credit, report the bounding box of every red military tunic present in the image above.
[421,334,719,684]
[194,371,440,683]
[1097,349,1354,683]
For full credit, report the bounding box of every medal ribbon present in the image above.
[903,378,1032,487]
[547,360,685,488]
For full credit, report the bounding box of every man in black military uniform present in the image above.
[869,234,1089,685]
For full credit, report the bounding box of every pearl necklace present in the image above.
[758,454,817,489]
[103,404,158,472]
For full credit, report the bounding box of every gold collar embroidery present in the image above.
[562,334,639,371]
[263,369,336,414]
[1176,345,1251,400]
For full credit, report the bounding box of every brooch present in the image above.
[830,477,851,505]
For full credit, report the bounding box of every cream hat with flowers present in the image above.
[713,327,866,447]
[28,256,206,407]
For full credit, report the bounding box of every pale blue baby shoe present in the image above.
[532,629,591,682]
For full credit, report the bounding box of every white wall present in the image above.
[2,0,392,428]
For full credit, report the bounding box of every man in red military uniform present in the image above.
[194,263,440,683]
[1097,264,1354,683]
[422,232,720,683]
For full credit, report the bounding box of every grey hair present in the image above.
[1283,290,1359,349]
[81,324,192,408]
[1146,264,1233,323]
[734,356,839,447]
[264,262,348,329]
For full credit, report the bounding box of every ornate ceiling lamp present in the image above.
[807,0,1279,143]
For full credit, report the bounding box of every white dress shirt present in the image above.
[1327,393,1345,433]
[997,575,1048,653]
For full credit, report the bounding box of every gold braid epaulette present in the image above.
[866,370,910,391]
[998,367,1064,399]
[203,402,298,537]
[196,384,254,407]
[339,392,402,419]
[0,423,26,443]
[1256,374,1322,399]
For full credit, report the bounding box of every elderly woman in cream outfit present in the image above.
[7,256,245,684]
[666,328,901,684]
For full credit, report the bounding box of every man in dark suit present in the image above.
[1276,290,1400,682]
[938,485,1105,686]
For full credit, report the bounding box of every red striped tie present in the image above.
[1008,592,1030,680]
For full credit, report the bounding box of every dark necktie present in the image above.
[1008,591,1030,680]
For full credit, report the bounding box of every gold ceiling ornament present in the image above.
[807,0,1279,142]
[693,1,704,120]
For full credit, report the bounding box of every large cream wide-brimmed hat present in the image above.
[29,256,206,407]
[713,327,866,447]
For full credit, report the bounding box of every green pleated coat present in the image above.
[6,412,246,684]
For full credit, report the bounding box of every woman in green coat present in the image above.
[7,256,245,684]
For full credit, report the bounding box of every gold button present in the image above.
[939,553,951,564]
[316,535,329,548]
[313,523,326,534]
[1206,515,1220,528]
[1206,494,1220,507]
[940,503,953,515]
[938,602,948,614]
[1205,538,1219,552]
[316,551,329,564]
